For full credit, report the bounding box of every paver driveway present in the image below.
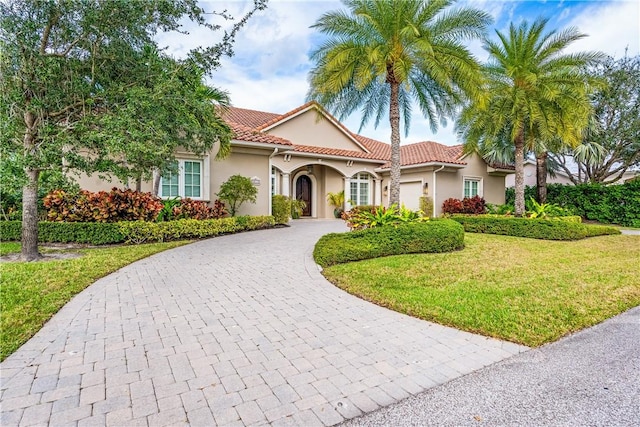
[1,220,526,426]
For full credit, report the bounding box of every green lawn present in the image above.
[322,233,640,347]
[0,241,189,361]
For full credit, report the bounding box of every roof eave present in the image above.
[287,151,387,164]
[231,139,294,150]
[375,161,466,172]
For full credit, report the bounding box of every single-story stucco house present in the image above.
[76,101,514,217]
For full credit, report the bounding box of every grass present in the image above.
[0,241,190,361]
[0,242,21,255]
[322,233,640,347]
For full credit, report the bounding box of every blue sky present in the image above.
[158,0,640,146]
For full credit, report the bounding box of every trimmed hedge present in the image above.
[506,181,640,227]
[0,221,124,244]
[0,216,275,245]
[450,215,620,240]
[314,219,464,267]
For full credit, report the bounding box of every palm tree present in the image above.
[307,0,491,205]
[457,18,602,216]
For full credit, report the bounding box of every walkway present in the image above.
[0,220,525,426]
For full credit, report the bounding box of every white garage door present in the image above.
[400,181,422,211]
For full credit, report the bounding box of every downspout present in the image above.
[268,148,279,215]
[432,165,445,217]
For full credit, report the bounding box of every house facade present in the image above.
[76,102,513,217]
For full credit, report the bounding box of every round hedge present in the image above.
[314,219,464,267]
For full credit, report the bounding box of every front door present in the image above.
[296,175,312,216]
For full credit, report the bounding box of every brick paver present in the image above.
[0,220,527,426]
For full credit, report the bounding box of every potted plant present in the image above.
[327,190,347,218]
[291,198,306,219]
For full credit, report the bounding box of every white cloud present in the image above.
[566,0,639,57]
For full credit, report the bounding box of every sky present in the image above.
[158,0,640,147]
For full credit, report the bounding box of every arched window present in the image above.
[350,172,372,206]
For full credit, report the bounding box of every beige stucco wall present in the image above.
[378,153,507,215]
[267,109,367,152]
[211,147,271,217]
[505,163,573,187]
[433,153,506,214]
[72,171,133,193]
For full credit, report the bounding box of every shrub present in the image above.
[0,221,124,244]
[314,219,464,267]
[43,188,163,222]
[419,196,434,217]
[156,198,182,222]
[172,198,226,220]
[450,215,620,240]
[584,224,621,237]
[525,197,574,218]
[1,216,275,245]
[442,198,463,214]
[442,196,486,214]
[0,221,23,241]
[506,181,640,226]
[118,216,275,244]
[271,195,291,224]
[342,204,427,230]
[217,175,258,216]
[291,199,306,219]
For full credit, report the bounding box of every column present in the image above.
[343,177,351,210]
[282,173,290,197]
[374,179,382,206]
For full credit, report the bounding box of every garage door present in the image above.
[400,181,422,211]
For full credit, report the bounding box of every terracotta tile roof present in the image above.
[487,162,516,170]
[222,103,473,167]
[352,134,391,159]
[255,101,317,131]
[379,142,467,169]
[223,107,280,129]
[292,144,387,160]
[228,121,292,146]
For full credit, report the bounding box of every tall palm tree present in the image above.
[457,18,602,216]
[307,0,491,205]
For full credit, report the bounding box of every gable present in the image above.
[265,109,369,154]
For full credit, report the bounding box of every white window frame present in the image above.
[463,176,483,199]
[160,158,207,200]
[271,166,279,197]
[350,172,372,206]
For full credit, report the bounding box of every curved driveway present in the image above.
[1,220,525,426]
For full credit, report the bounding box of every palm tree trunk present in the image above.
[388,80,401,206]
[536,151,548,203]
[21,111,42,261]
[514,131,526,216]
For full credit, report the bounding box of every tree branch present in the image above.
[39,10,60,55]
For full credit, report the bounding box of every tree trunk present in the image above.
[135,177,142,192]
[152,169,161,196]
[536,151,548,203]
[21,112,42,261]
[388,80,401,206]
[514,132,526,217]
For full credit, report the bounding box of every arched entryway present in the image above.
[295,175,312,216]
